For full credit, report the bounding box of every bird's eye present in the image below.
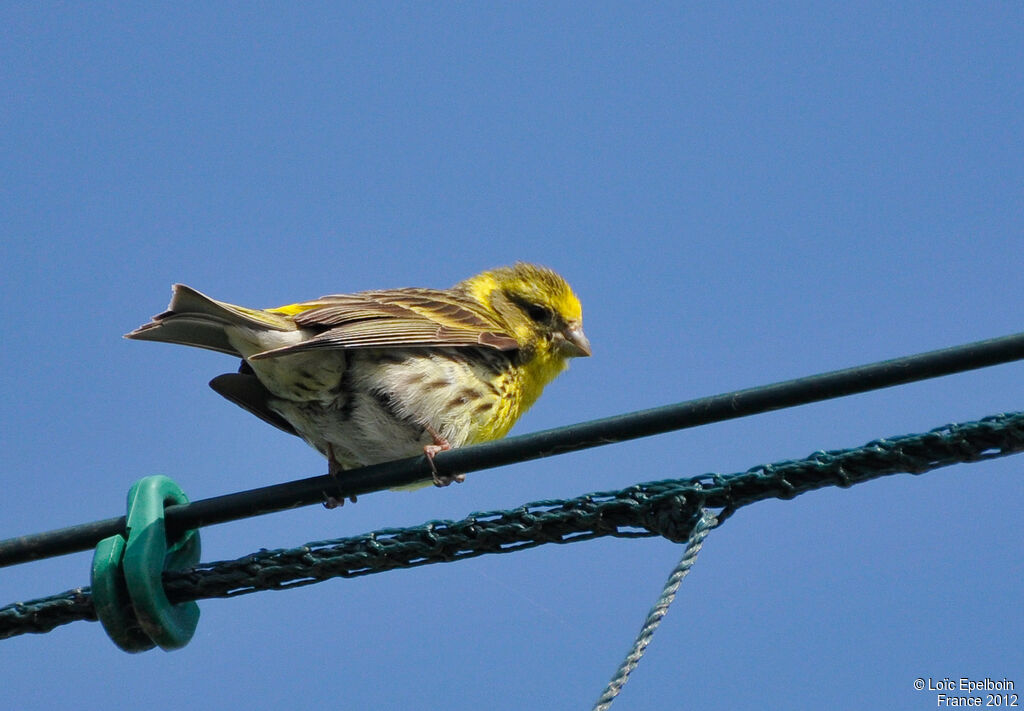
[525,303,552,323]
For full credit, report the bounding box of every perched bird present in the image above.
[126,263,590,502]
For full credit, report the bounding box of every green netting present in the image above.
[3,410,1022,641]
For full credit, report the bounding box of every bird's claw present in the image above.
[322,492,357,509]
[322,445,357,508]
[423,431,464,487]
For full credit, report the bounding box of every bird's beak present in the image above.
[559,325,592,358]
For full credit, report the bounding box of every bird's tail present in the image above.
[125,284,295,356]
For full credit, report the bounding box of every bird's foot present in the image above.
[423,429,464,487]
[323,445,357,508]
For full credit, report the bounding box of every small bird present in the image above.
[126,263,590,502]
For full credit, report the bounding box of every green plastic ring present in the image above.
[90,475,201,652]
[91,533,157,652]
[122,476,201,650]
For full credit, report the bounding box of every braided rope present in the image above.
[3,411,1023,640]
[593,508,718,711]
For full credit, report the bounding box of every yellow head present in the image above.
[458,262,591,361]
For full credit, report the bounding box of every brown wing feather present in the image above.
[209,372,300,436]
[251,288,520,359]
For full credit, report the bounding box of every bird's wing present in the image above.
[250,288,519,359]
[209,371,300,437]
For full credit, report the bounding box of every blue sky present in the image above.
[2,4,1022,709]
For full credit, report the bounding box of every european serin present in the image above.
[126,263,590,498]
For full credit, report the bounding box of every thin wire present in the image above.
[592,509,718,711]
[4,329,1024,567]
